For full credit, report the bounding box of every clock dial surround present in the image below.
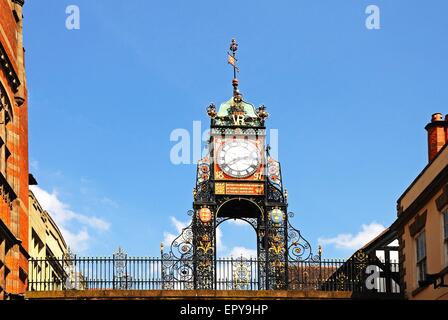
[217,139,261,178]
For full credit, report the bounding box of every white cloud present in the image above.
[162,232,177,248]
[100,197,119,208]
[318,222,386,250]
[216,227,225,252]
[61,228,90,253]
[171,217,188,234]
[162,217,189,247]
[228,246,257,258]
[30,185,111,253]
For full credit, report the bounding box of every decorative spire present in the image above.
[227,38,240,98]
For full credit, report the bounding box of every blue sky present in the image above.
[24,1,448,258]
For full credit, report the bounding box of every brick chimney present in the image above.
[425,113,448,162]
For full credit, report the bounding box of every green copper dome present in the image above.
[217,97,258,118]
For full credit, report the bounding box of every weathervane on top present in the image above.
[227,38,241,99]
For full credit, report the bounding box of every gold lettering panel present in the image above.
[215,182,264,196]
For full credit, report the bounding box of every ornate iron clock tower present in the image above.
[163,39,316,290]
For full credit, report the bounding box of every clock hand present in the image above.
[228,155,251,166]
[228,157,242,166]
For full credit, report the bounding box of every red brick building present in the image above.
[0,0,29,299]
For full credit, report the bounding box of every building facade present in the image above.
[0,0,29,300]
[393,113,448,299]
[28,189,68,291]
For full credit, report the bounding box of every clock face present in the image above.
[217,140,260,178]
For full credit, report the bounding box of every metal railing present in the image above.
[28,256,400,293]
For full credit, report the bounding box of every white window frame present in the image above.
[415,230,427,286]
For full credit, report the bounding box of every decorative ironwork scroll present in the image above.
[164,205,317,290]
[194,156,214,203]
[113,247,132,290]
[232,258,252,290]
[287,212,319,263]
[161,210,194,289]
[266,156,286,204]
